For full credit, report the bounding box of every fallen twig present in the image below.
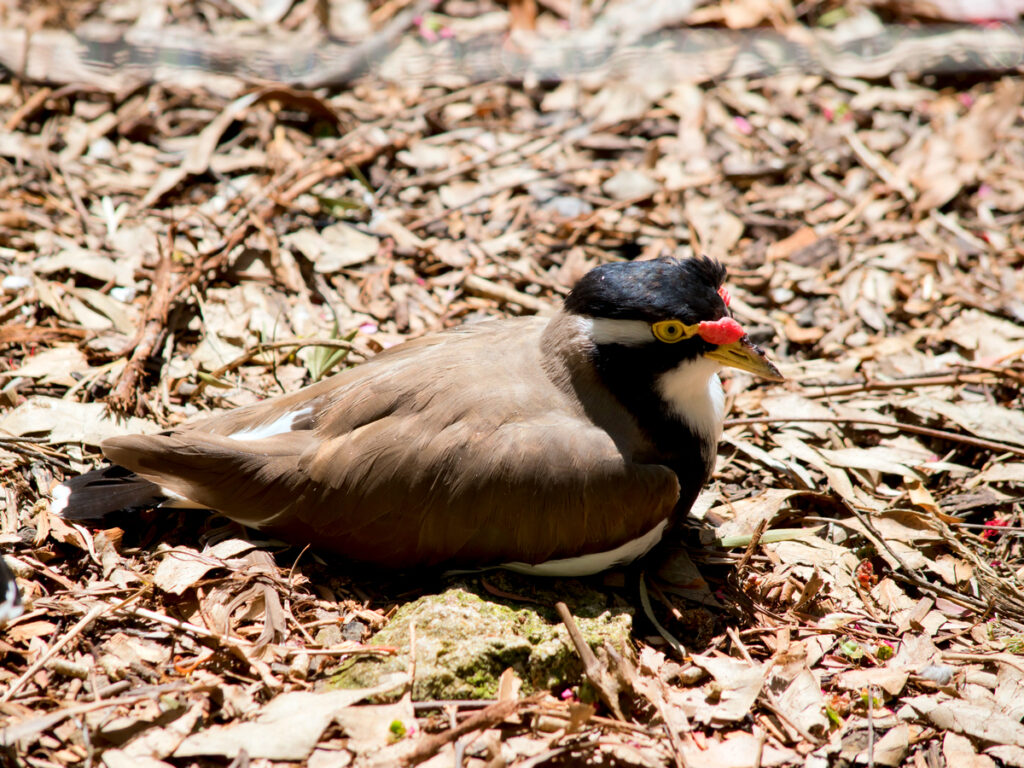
[638,576,687,659]
[192,337,363,398]
[105,247,176,415]
[806,369,1018,398]
[724,416,1024,458]
[2,602,108,702]
[400,693,542,766]
[737,516,770,572]
[555,600,626,720]
[463,274,551,314]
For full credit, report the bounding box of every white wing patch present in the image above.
[49,483,71,516]
[656,357,725,443]
[0,568,23,624]
[502,520,667,577]
[227,407,312,442]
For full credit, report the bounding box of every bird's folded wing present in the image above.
[102,413,680,568]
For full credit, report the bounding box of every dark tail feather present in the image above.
[51,465,166,522]
[0,555,23,625]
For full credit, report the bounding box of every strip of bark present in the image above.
[105,248,174,415]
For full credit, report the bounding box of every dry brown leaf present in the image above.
[173,675,408,760]
[152,539,257,596]
[903,697,1024,749]
[766,226,818,262]
[678,729,797,767]
[836,667,910,697]
[680,654,765,724]
[943,732,997,768]
[861,722,910,767]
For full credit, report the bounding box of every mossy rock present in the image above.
[329,575,633,700]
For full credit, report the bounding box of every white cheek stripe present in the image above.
[581,317,654,346]
[227,407,312,441]
[501,519,668,577]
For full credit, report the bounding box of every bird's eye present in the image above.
[652,320,688,343]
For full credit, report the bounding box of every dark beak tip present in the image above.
[749,340,785,382]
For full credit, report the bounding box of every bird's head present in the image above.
[564,256,783,382]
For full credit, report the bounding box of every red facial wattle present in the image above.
[717,286,731,306]
[698,316,744,345]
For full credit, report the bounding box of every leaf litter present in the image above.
[1,0,1024,766]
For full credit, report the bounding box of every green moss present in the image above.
[327,578,632,701]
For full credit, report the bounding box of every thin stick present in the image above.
[200,339,363,395]
[844,129,916,204]
[123,604,250,645]
[941,651,1024,677]
[737,517,770,572]
[413,699,495,712]
[638,576,687,659]
[295,646,396,657]
[399,694,541,766]
[408,620,418,698]
[463,274,550,314]
[867,684,875,768]
[3,86,51,131]
[555,601,625,720]
[555,601,603,677]
[723,416,1024,458]
[2,603,107,702]
[888,572,988,612]
[807,370,1017,398]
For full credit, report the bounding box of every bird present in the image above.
[52,256,781,576]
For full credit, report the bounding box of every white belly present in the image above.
[500,519,668,577]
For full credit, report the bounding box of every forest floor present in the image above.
[2,0,1024,766]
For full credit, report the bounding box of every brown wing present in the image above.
[103,417,679,568]
[101,316,681,568]
[304,411,680,565]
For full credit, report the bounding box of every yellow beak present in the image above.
[704,337,784,381]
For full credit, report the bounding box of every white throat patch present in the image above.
[656,357,726,443]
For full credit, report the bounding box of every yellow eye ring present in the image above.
[652,320,695,343]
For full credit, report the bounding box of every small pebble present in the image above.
[1,275,31,292]
[110,286,136,303]
[602,170,659,201]
[341,619,367,643]
[918,664,954,685]
[542,196,593,218]
[771,287,795,304]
